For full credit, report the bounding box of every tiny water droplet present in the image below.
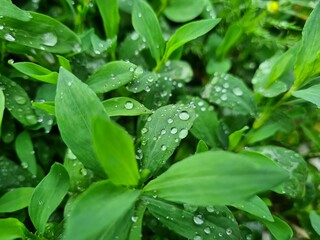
[167,118,173,124]
[5,33,15,42]
[67,81,72,86]
[14,95,27,105]
[161,129,166,135]
[124,101,134,110]
[161,145,167,151]
[80,168,87,176]
[131,216,138,222]
[21,162,28,168]
[170,127,177,134]
[42,32,58,46]
[141,127,148,134]
[206,206,215,213]
[179,111,190,121]
[232,87,243,96]
[193,214,204,225]
[194,235,202,240]
[0,25,4,30]
[204,227,211,234]
[220,94,228,101]
[226,228,232,235]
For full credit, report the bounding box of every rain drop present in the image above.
[131,216,138,222]
[42,32,58,46]
[206,206,215,213]
[80,168,87,176]
[141,127,148,134]
[129,66,135,72]
[232,87,243,96]
[170,127,177,134]
[226,228,232,235]
[21,162,28,168]
[193,215,204,225]
[4,33,15,42]
[161,129,166,135]
[179,111,190,120]
[14,95,27,105]
[124,101,134,110]
[194,236,202,240]
[0,25,4,30]
[220,94,228,101]
[178,129,188,139]
[204,227,211,234]
[161,145,167,151]
[167,118,173,124]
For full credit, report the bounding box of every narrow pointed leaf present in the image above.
[0,0,32,21]
[10,62,58,84]
[165,19,220,60]
[96,0,120,39]
[55,68,108,173]
[310,211,320,236]
[260,215,293,240]
[144,151,288,206]
[132,0,165,63]
[29,163,69,234]
[0,187,34,213]
[102,97,151,116]
[292,84,320,108]
[231,195,274,222]
[64,181,140,240]
[92,117,140,186]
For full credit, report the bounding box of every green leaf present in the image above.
[0,0,32,21]
[144,151,288,206]
[260,215,293,240]
[0,187,34,213]
[202,73,256,115]
[132,0,165,63]
[228,126,249,151]
[206,58,231,74]
[294,2,320,87]
[29,163,69,234]
[96,0,120,39]
[9,61,58,84]
[55,68,108,173]
[196,140,209,153]
[64,180,140,240]
[102,97,152,116]
[126,71,159,93]
[164,0,205,23]
[128,201,147,240]
[310,211,320,236]
[92,117,140,186]
[231,195,274,222]
[0,75,38,126]
[86,61,139,93]
[145,197,240,239]
[90,33,114,55]
[165,19,220,61]
[15,131,37,176]
[0,12,81,54]
[247,146,308,198]
[0,89,4,136]
[57,55,72,71]
[183,97,219,147]
[0,218,32,240]
[32,101,55,115]
[292,84,320,108]
[140,104,196,175]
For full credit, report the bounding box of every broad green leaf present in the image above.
[0,156,36,191]
[55,68,108,173]
[132,0,165,63]
[15,131,37,176]
[182,96,219,147]
[64,180,140,240]
[92,117,140,186]
[310,211,320,236]
[0,187,34,213]
[228,126,249,151]
[146,197,240,239]
[0,12,81,54]
[96,0,120,39]
[0,0,32,21]
[248,122,282,144]
[252,47,297,97]
[9,61,58,84]
[164,0,205,23]
[29,163,69,234]
[140,104,196,175]
[0,75,38,126]
[294,2,320,87]
[86,61,139,93]
[159,60,193,83]
[126,71,159,93]
[102,97,152,116]
[247,146,308,198]
[0,218,32,240]
[32,101,55,115]
[165,19,220,61]
[231,195,273,222]
[292,84,320,108]
[0,89,4,136]
[260,215,293,240]
[202,73,256,115]
[144,151,288,206]
[206,58,231,74]
[216,23,243,59]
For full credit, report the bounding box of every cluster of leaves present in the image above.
[0,0,320,239]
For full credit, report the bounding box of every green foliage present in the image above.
[0,0,320,239]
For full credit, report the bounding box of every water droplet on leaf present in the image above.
[42,32,58,46]
[179,111,190,120]
[124,101,134,110]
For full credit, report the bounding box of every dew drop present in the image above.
[131,216,138,222]
[204,227,211,234]
[167,118,173,124]
[14,95,27,105]
[232,87,243,96]
[21,162,28,169]
[161,145,167,151]
[170,127,177,134]
[226,228,232,235]
[220,94,228,101]
[4,33,15,42]
[179,111,190,120]
[0,25,4,30]
[194,235,202,240]
[80,168,87,176]
[178,129,188,139]
[161,129,166,135]
[42,32,58,46]
[193,214,204,225]
[129,66,135,72]
[124,101,134,110]
[138,12,142,18]
[141,127,148,134]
